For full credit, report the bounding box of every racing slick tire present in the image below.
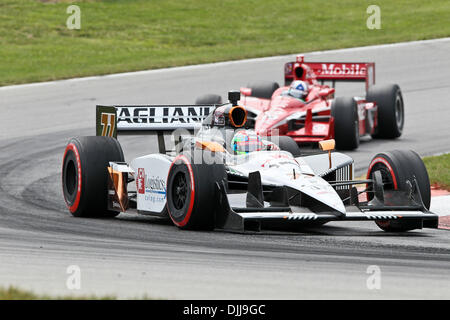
[62,136,124,218]
[366,84,404,139]
[366,150,431,232]
[267,136,301,157]
[166,153,227,230]
[331,97,360,150]
[247,81,280,99]
[195,94,222,105]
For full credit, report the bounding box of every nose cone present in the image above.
[255,96,306,135]
[288,175,346,214]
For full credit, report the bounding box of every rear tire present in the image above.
[366,84,404,139]
[331,97,360,150]
[166,153,226,230]
[366,150,430,232]
[62,136,124,218]
[195,94,222,105]
[247,81,279,99]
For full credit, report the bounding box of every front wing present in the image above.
[214,181,439,232]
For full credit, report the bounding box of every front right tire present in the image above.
[366,150,431,232]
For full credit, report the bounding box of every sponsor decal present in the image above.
[117,106,211,125]
[100,113,116,137]
[136,168,166,203]
[145,176,166,195]
[96,106,117,138]
[261,153,295,168]
[320,63,367,76]
[286,61,372,82]
[137,168,145,194]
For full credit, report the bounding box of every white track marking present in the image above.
[431,195,450,217]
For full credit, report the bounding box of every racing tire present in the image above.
[247,81,280,99]
[366,150,431,232]
[267,136,301,157]
[366,84,404,139]
[331,97,360,150]
[62,136,124,218]
[166,153,227,230]
[195,94,222,105]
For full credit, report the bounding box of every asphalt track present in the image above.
[0,39,449,299]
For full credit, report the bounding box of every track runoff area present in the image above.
[0,39,449,307]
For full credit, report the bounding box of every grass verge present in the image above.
[1,0,449,86]
[423,153,450,191]
[0,285,116,300]
[0,285,163,300]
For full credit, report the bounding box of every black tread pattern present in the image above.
[167,152,226,230]
[331,97,359,150]
[62,136,124,218]
[366,84,404,139]
[367,150,431,231]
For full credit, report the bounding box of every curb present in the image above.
[430,192,450,230]
[357,187,449,230]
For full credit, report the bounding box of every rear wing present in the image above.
[284,55,375,91]
[96,105,215,153]
[96,104,215,137]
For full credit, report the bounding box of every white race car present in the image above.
[62,92,438,232]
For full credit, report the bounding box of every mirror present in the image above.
[318,139,335,151]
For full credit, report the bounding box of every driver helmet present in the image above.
[288,80,309,99]
[231,130,264,155]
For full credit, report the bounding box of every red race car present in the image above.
[197,55,404,150]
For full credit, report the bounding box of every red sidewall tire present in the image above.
[166,155,196,227]
[366,150,431,232]
[62,136,124,218]
[62,143,82,214]
[166,152,227,230]
[366,155,399,190]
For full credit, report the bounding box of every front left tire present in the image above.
[166,153,227,230]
